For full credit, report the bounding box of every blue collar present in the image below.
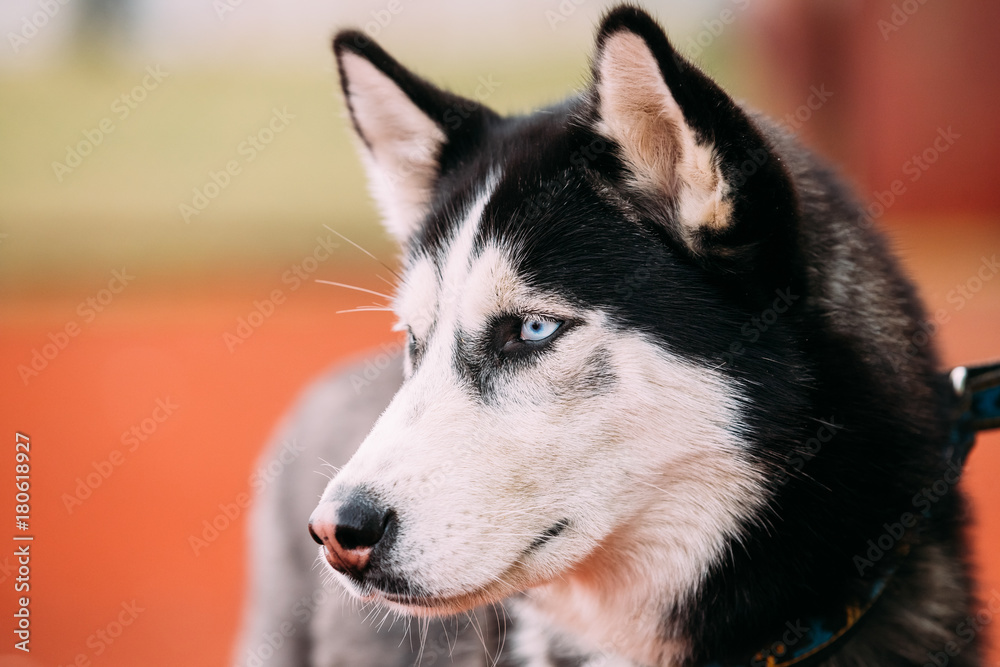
[702,573,894,667]
[947,360,1000,467]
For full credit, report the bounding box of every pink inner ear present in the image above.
[340,51,446,245]
[595,31,731,237]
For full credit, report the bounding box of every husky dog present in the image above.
[237,5,982,667]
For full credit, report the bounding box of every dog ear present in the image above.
[590,6,798,280]
[333,32,496,246]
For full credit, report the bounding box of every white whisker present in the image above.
[374,273,396,288]
[322,224,403,281]
[316,280,393,300]
[334,307,395,315]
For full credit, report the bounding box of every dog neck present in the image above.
[521,559,898,667]
[520,572,687,667]
[514,481,907,667]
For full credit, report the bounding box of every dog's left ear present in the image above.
[591,6,798,280]
[334,32,497,246]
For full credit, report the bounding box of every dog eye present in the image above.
[520,318,561,342]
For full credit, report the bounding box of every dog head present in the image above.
[310,5,803,627]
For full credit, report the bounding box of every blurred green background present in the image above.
[3,0,996,291]
[5,0,999,293]
[0,0,778,294]
[0,1,708,290]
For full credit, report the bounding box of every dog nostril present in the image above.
[308,522,324,546]
[334,495,393,551]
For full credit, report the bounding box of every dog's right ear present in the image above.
[333,32,496,246]
[589,7,799,287]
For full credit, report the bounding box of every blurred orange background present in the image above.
[0,1,998,666]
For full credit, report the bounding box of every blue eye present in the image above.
[520,318,561,342]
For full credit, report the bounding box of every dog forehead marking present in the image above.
[396,175,500,339]
[394,256,436,339]
[459,242,579,332]
[459,244,518,328]
[438,176,498,316]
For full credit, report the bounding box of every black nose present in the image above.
[335,494,392,550]
[308,491,394,577]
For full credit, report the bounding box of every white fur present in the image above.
[316,170,768,665]
[393,254,437,341]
